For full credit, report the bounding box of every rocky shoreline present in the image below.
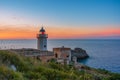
[71,48,89,60]
[0,50,120,80]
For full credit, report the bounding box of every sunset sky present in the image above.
[0,0,120,39]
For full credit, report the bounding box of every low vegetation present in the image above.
[0,50,120,80]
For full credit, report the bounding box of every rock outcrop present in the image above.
[71,48,89,60]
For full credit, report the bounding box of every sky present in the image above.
[0,0,120,39]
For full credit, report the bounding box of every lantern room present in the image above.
[40,27,45,35]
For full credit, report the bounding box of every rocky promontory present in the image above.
[71,48,89,60]
[0,50,119,80]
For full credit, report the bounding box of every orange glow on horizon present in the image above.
[0,25,120,39]
[47,27,120,39]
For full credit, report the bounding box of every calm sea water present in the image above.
[0,39,120,73]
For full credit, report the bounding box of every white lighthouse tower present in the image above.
[37,27,48,51]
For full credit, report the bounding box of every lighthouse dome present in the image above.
[40,27,45,32]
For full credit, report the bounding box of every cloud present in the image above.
[12,16,21,21]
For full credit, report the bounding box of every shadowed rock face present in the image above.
[71,48,89,60]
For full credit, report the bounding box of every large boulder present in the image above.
[71,48,89,60]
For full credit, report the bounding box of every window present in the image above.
[66,55,69,57]
[44,45,46,48]
[55,53,58,58]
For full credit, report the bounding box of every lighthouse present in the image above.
[37,27,48,51]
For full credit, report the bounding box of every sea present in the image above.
[0,39,120,73]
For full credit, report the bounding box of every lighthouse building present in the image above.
[37,27,48,51]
